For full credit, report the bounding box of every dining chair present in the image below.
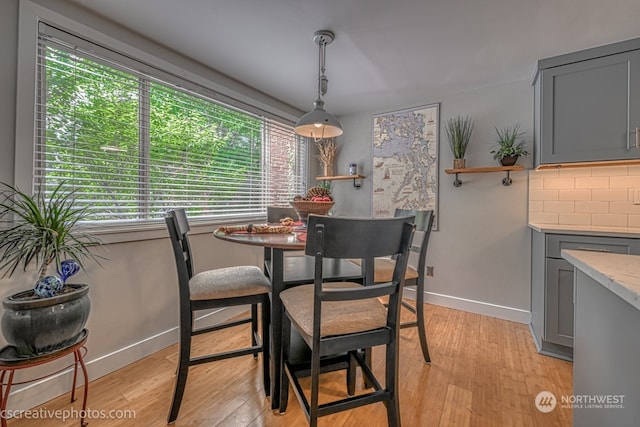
[279,214,416,427]
[264,206,363,287]
[267,206,298,224]
[350,209,434,363]
[164,208,271,424]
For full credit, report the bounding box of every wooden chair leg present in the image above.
[251,303,259,358]
[309,343,321,427]
[346,351,356,396]
[415,284,431,363]
[279,317,292,414]
[261,298,271,398]
[167,322,192,424]
[385,339,401,427]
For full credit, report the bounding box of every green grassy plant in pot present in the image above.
[490,123,529,166]
[444,115,474,169]
[0,182,103,356]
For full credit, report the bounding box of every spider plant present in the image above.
[0,181,103,281]
[491,123,529,160]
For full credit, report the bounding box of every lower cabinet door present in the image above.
[545,258,575,347]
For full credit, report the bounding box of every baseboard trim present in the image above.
[6,305,248,412]
[403,288,531,324]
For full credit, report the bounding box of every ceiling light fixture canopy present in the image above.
[294,30,343,140]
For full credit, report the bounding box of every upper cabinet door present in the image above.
[538,50,640,164]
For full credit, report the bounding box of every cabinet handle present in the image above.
[632,128,640,149]
[577,246,611,252]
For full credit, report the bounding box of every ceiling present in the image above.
[67,0,640,117]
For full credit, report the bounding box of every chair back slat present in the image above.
[394,208,434,274]
[305,215,415,304]
[165,209,194,298]
[305,215,415,260]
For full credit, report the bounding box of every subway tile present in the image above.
[591,166,628,176]
[628,165,640,175]
[591,213,628,227]
[575,176,610,189]
[591,188,628,201]
[628,215,640,228]
[532,169,558,178]
[558,167,592,177]
[558,189,591,201]
[529,178,543,190]
[529,200,544,213]
[609,201,640,214]
[610,175,640,188]
[543,200,574,213]
[529,212,559,224]
[575,201,609,213]
[543,177,575,190]
[558,213,592,226]
[529,189,559,201]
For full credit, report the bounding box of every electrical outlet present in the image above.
[634,189,640,205]
[426,266,434,277]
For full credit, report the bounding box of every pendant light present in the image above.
[294,30,343,140]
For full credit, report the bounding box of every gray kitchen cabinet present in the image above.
[533,38,640,166]
[530,231,639,360]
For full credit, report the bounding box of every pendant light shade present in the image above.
[294,30,343,140]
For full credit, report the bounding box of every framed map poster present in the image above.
[372,103,439,229]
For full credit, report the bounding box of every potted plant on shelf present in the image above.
[490,123,529,166]
[0,181,104,356]
[444,115,474,169]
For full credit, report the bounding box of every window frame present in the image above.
[16,1,308,243]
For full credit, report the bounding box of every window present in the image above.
[35,24,306,224]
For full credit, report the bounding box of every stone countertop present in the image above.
[562,249,640,311]
[529,222,640,238]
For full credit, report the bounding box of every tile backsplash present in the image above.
[529,165,640,227]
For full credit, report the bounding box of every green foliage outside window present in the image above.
[39,46,278,222]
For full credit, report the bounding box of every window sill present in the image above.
[88,215,264,244]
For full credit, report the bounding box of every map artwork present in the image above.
[372,103,438,228]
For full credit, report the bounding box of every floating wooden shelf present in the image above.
[316,174,366,189]
[444,165,525,187]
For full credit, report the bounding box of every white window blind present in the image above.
[34,23,306,224]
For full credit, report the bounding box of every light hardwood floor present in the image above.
[8,304,572,426]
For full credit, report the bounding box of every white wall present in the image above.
[332,80,533,321]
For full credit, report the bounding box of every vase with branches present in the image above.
[444,115,474,169]
[315,138,337,176]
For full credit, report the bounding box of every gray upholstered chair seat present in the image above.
[189,266,271,301]
[280,282,387,338]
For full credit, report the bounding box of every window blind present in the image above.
[34,24,306,224]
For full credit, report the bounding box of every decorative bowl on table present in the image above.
[289,200,334,225]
